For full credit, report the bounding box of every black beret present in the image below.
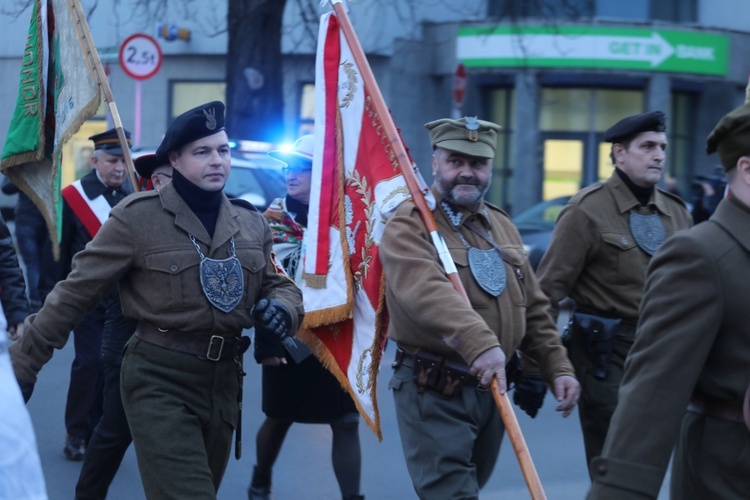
[156,101,226,158]
[604,111,666,143]
[89,128,131,155]
[706,102,750,172]
[134,153,168,179]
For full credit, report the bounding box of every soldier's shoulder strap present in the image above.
[655,186,688,208]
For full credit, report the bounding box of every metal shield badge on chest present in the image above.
[629,211,665,256]
[191,234,244,313]
[468,247,506,297]
[200,256,244,313]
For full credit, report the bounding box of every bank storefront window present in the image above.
[487,88,515,210]
[540,88,643,199]
[669,92,696,195]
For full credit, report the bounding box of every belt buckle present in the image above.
[207,335,225,361]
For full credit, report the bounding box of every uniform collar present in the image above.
[158,182,240,253]
[712,194,750,252]
[606,170,675,216]
[80,169,131,200]
[432,186,491,230]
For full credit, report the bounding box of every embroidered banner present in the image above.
[0,0,101,257]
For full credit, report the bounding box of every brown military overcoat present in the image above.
[589,195,750,498]
[11,182,304,383]
[380,189,574,384]
[537,170,693,321]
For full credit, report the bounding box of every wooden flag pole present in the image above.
[68,0,140,192]
[328,2,546,498]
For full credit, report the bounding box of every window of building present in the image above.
[487,88,515,211]
[488,0,594,19]
[651,0,697,22]
[170,81,226,121]
[540,87,644,198]
[298,83,315,136]
[669,91,697,196]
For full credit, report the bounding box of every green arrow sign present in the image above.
[457,26,728,76]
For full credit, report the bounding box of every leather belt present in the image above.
[135,321,249,361]
[687,392,745,424]
[393,348,480,389]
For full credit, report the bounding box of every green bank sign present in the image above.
[457,26,728,76]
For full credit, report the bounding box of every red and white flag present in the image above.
[297,11,429,439]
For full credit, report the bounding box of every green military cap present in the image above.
[425,116,501,159]
[706,102,750,172]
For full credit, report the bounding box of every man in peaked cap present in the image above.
[10,101,304,499]
[74,153,173,500]
[53,127,134,461]
[589,102,750,499]
[536,111,693,476]
[380,116,579,498]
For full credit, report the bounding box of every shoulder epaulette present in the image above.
[229,198,260,213]
[656,187,688,208]
[119,190,159,208]
[484,201,510,218]
[570,181,605,205]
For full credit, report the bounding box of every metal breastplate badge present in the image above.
[629,211,665,256]
[467,246,506,297]
[190,234,244,312]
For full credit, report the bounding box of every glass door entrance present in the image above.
[539,88,644,200]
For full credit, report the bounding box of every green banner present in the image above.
[457,26,728,76]
[1,1,45,166]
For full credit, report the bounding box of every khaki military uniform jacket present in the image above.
[380,189,573,384]
[588,195,750,498]
[11,182,304,383]
[537,170,692,321]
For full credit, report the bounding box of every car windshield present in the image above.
[224,156,286,211]
[512,196,570,231]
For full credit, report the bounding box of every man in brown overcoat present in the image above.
[11,101,304,499]
[536,111,693,471]
[380,117,580,499]
[589,102,750,498]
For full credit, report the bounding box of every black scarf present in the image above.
[615,168,654,207]
[172,169,223,237]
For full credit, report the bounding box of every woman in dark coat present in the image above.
[250,135,363,500]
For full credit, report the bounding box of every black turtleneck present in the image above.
[285,194,309,228]
[615,168,654,207]
[172,169,223,237]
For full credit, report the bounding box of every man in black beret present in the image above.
[133,153,173,190]
[589,102,750,499]
[537,110,693,475]
[54,127,133,461]
[10,101,304,499]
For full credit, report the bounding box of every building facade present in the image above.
[1,0,748,214]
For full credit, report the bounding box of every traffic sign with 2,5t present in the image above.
[119,33,163,80]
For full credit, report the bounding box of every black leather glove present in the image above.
[253,298,292,340]
[512,374,548,418]
[17,379,35,403]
